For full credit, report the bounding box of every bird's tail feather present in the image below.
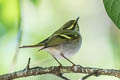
[19,44,44,48]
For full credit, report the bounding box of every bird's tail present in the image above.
[19,43,44,48]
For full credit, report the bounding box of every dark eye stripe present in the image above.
[68,17,79,30]
[67,22,76,30]
[62,20,74,30]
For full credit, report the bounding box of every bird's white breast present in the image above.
[44,38,82,58]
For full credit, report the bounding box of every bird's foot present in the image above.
[58,64,63,69]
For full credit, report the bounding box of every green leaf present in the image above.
[103,0,120,29]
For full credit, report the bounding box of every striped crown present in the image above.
[60,17,79,32]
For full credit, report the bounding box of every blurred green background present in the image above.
[0,0,120,80]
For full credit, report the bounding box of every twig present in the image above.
[26,58,70,80]
[25,58,31,70]
[82,70,99,80]
[1,63,120,80]
[56,74,70,80]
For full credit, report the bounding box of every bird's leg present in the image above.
[51,55,62,68]
[61,53,76,66]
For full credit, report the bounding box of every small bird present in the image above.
[19,17,82,66]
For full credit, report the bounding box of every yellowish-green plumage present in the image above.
[20,17,82,66]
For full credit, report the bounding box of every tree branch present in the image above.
[0,64,120,80]
[0,58,119,80]
[81,70,99,80]
[56,74,70,80]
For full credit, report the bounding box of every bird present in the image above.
[19,17,82,67]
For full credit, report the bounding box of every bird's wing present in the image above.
[43,30,80,48]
